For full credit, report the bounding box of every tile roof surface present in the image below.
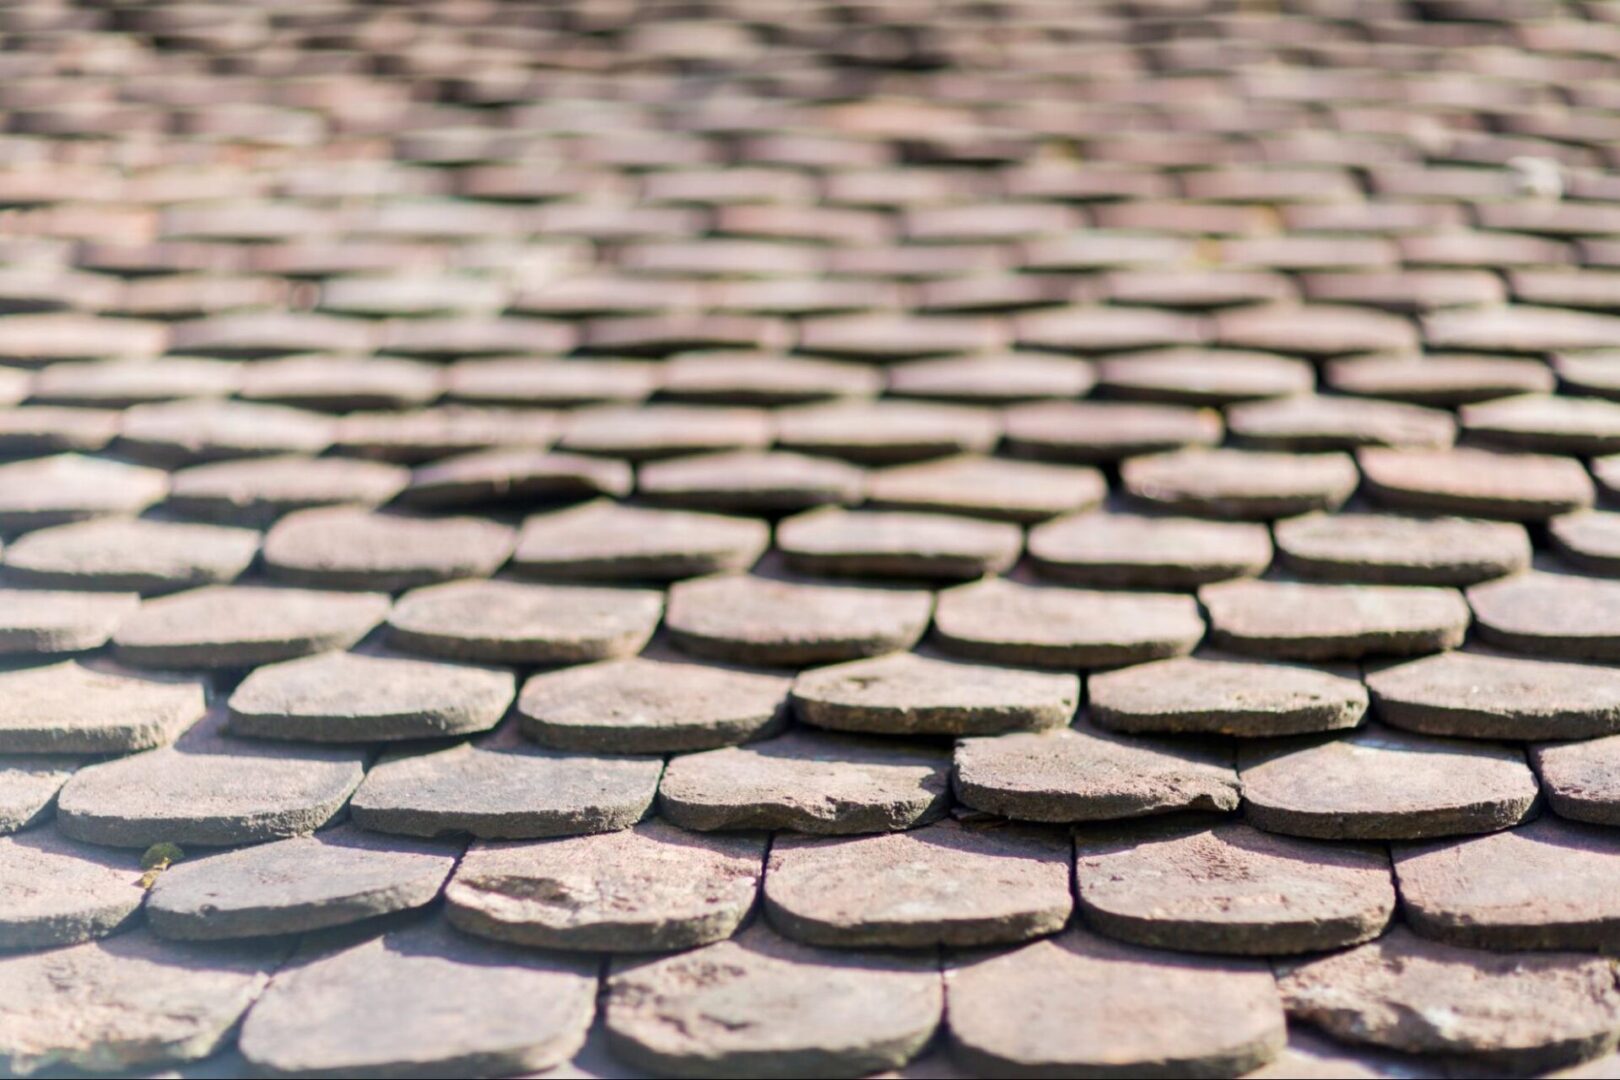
[11,0,1620,1076]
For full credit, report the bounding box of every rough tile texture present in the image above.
[5,0,1620,1073]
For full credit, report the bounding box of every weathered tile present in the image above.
[239,920,594,1078]
[933,577,1204,668]
[638,449,864,513]
[776,507,1022,580]
[954,726,1239,823]
[659,730,949,834]
[447,822,763,951]
[229,651,514,743]
[765,818,1071,948]
[1002,400,1223,463]
[165,454,410,526]
[262,507,514,591]
[1239,727,1538,840]
[1201,579,1470,660]
[1279,928,1620,1072]
[56,712,365,847]
[863,454,1106,523]
[1326,352,1554,405]
[1027,510,1271,589]
[666,573,932,666]
[114,585,389,669]
[1122,448,1358,520]
[1275,512,1530,586]
[1371,650,1620,740]
[1090,654,1367,737]
[3,518,260,593]
[512,499,768,582]
[947,930,1285,1078]
[0,932,281,1075]
[606,925,940,1076]
[118,399,333,466]
[791,651,1075,737]
[1395,817,1620,950]
[1359,445,1595,520]
[1076,820,1393,954]
[518,656,787,754]
[775,400,1000,464]
[387,579,661,664]
[0,756,77,834]
[0,827,143,949]
[147,826,457,940]
[351,724,661,839]
[0,453,167,532]
[0,659,204,754]
[1470,570,1620,660]
[1226,394,1457,451]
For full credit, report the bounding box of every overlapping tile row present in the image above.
[12,0,1620,1076]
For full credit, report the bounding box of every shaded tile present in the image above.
[387,579,661,664]
[446,821,763,951]
[114,584,389,669]
[350,724,661,840]
[1279,928,1620,1073]
[666,573,932,666]
[1090,654,1367,738]
[765,818,1071,948]
[147,826,457,940]
[953,726,1239,823]
[3,518,260,593]
[512,499,768,582]
[606,925,940,1078]
[933,577,1204,668]
[1275,512,1531,586]
[0,406,119,455]
[1076,820,1393,954]
[1026,510,1271,589]
[791,651,1076,737]
[946,929,1285,1078]
[658,730,949,834]
[0,827,143,949]
[238,920,594,1078]
[1238,727,1538,841]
